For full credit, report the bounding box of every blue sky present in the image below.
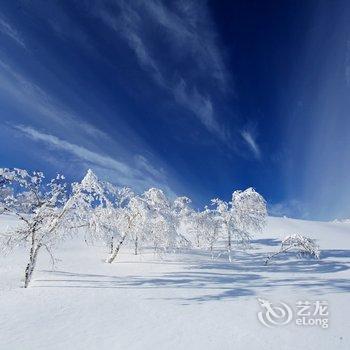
[0,0,349,220]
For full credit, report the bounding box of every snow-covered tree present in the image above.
[68,170,135,253]
[196,207,220,258]
[172,196,193,246]
[264,234,320,265]
[231,188,267,239]
[212,187,267,262]
[0,168,73,287]
[0,186,13,207]
[105,195,149,263]
[66,169,142,263]
[211,198,232,260]
[129,195,150,256]
[144,188,176,254]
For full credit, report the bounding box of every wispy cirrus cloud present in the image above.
[14,125,175,195]
[99,6,165,87]
[9,0,231,147]
[0,57,176,195]
[143,0,228,88]
[98,0,228,141]
[241,129,261,159]
[0,59,108,140]
[173,79,225,139]
[134,154,165,180]
[0,15,26,48]
[15,125,131,175]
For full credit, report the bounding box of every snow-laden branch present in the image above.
[265,234,320,265]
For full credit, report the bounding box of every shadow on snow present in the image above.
[32,243,350,302]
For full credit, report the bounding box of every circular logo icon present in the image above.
[257,298,293,327]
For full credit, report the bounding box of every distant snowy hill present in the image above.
[332,218,350,224]
[0,215,349,350]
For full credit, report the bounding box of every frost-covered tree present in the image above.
[105,195,149,263]
[0,186,13,206]
[0,168,73,287]
[172,196,193,246]
[212,187,267,262]
[264,234,320,265]
[197,207,220,258]
[129,195,150,256]
[211,198,232,260]
[66,169,142,264]
[144,188,176,254]
[231,188,267,239]
[108,187,135,253]
[188,211,201,248]
[68,170,133,253]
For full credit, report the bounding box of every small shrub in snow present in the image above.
[265,234,320,265]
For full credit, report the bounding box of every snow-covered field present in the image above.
[0,215,349,350]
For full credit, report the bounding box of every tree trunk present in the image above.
[24,230,35,288]
[134,236,138,255]
[106,234,127,263]
[24,243,41,288]
[227,230,232,262]
[24,254,34,288]
[109,237,114,254]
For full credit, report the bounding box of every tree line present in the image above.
[0,167,268,287]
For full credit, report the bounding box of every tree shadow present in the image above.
[321,250,350,259]
[33,243,350,302]
[251,238,280,247]
[196,250,350,274]
[35,269,263,296]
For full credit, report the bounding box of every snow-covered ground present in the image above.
[0,215,349,350]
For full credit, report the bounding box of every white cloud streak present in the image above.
[241,130,261,159]
[173,79,224,138]
[15,125,132,175]
[0,59,108,140]
[134,154,165,180]
[0,58,176,195]
[14,125,175,195]
[0,8,189,198]
[143,0,228,88]
[0,15,26,48]
[98,0,228,141]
